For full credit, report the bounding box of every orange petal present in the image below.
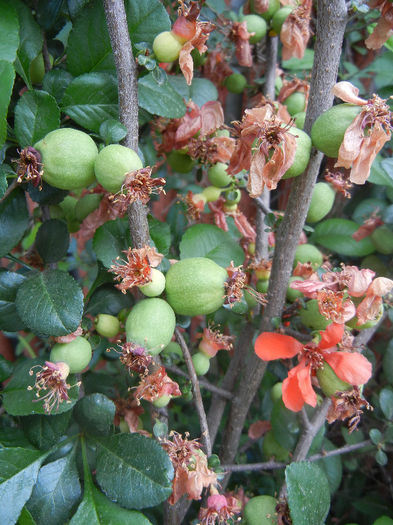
[324,351,372,386]
[282,363,313,411]
[319,323,344,350]
[296,363,317,408]
[254,332,303,361]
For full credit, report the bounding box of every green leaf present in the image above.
[379,388,393,420]
[27,452,82,525]
[67,2,114,76]
[16,506,37,525]
[0,188,29,257]
[62,72,118,132]
[205,0,227,13]
[368,157,393,188]
[126,0,170,45]
[167,76,218,107]
[0,270,26,331]
[99,119,127,144]
[85,284,133,316]
[35,220,69,264]
[375,449,388,466]
[95,433,173,509]
[0,61,15,147]
[2,359,80,416]
[271,400,300,450]
[383,343,393,386]
[148,215,171,256]
[0,162,11,198]
[286,461,330,525]
[14,90,60,148]
[93,217,131,268]
[0,447,46,525]
[0,428,34,449]
[0,0,19,62]
[369,428,382,445]
[0,355,13,382]
[21,412,72,450]
[138,72,186,118]
[27,181,67,206]
[42,69,73,105]
[15,269,84,337]
[180,224,245,267]
[283,48,314,70]
[14,0,43,88]
[74,394,115,436]
[312,218,375,257]
[316,439,343,494]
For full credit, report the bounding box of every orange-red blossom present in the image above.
[254,323,372,412]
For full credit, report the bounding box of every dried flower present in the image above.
[352,210,384,241]
[109,167,165,208]
[230,21,253,67]
[327,386,372,432]
[54,326,83,344]
[109,246,163,293]
[179,21,215,85]
[198,493,241,524]
[179,191,206,221]
[118,342,153,375]
[324,170,353,199]
[316,289,356,324]
[198,325,234,358]
[365,0,393,50]
[135,366,181,404]
[280,0,312,60]
[16,147,43,188]
[208,198,256,241]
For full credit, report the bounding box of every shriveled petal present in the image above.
[262,132,297,191]
[365,15,393,50]
[208,200,229,232]
[345,266,375,297]
[233,212,256,241]
[290,279,327,299]
[324,351,372,386]
[335,114,364,168]
[331,81,367,106]
[254,332,303,361]
[252,0,270,13]
[175,102,201,142]
[228,139,253,176]
[367,276,393,297]
[319,323,344,350]
[248,149,266,198]
[282,362,315,411]
[232,21,253,67]
[281,22,307,60]
[179,41,195,86]
[356,295,382,325]
[248,420,271,440]
[343,299,357,323]
[200,101,224,137]
[210,136,236,164]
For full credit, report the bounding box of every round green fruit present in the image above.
[202,186,222,202]
[262,430,290,462]
[286,276,304,302]
[275,75,283,95]
[230,294,249,314]
[244,288,258,309]
[242,14,267,44]
[192,352,211,376]
[138,268,166,297]
[153,31,183,62]
[282,127,312,179]
[244,495,278,525]
[251,0,280,21]
[152,394,172,408]
[270,382,283,403]
[34,129,98,190]
[294,243,323,269]
[225,73,247,94]
[126,298,176,355]
[75,193,103,222]
[162,341,183,359]
[293,111,306,130]
[311,103,362,158]
[215,129,230,138]
[316,362,352,397]
[306,182,335,223]
[300,299,331,331]
[371,225,393,254]
[271,6,293,34]
[256,279,269,293]
[224,188,242,205]
[283,91,306,116]
[95,314,120,338]
[94,144,143,193]
[207,162,232,187]
[50,336,92,374]
[165,257,227,316]
[373,517,393,525]
[167,151,195,173]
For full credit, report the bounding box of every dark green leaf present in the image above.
[74,394,115,436]
[0,163,11,198]
[0,61,15,147]
[383,343,393,385]
[375,449,388,466]
[138,72,186,118]
[180,224,245,267]
[16,506,37,525]
[369,158,393,188]
[92,217,131,268]
[379,388,393,420]
[0,188,29,257]
[167,76,218,107]
[67,2,114,76]
[0,0,19,62]
[95,433,173,509]
[271,400,300,450]
[148,215,171,256]
[0,355,13,382]
[283,49,314,70]
[0,270,26,331]
[15,270,83,336]
[126,0,170,45]
[35,0,63,31]
[2,359,80,416]
[35,219,69,264]
[312,218,375,257]
[14,0,43,88]
[21,412,72,450]
[0,428,34,449]
[369,428,382,445]
[99,119,127,144]
[316,439,343,494]
[62,72,118,133]
[85,284,133,316]
[205,0,227,13]
[286,462,330,525]
[42,69,73,104]
[27,451,81,525]
[27,181,68,205]
[0,447,46,525]
[67,0,90,18]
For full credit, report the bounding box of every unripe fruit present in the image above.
[371,225,393,254]
[95,314,120,338]
[35,129,98,190]
[248,242,256,255]
[138,268,166,297]
[224,188,241,205]
[286,276,304,302]
[346,304,384,330]
[293,111,306,130]
[152,394,172,408]
[283,92,306,116]
[270,382,283,402]
[207,162,232,187]
[300,299,331,331]
[192,192,207,207]
[316,362,352,397]
[202,185,222,202]
[306,182,336,224]
[29,53,53,84]
[153,31,183,62]
[230,295,249,314]
[373,517,393,525]
[251,0,280,21]
[94,144,143,193]
[275,75,283,95]
[215,129,230,138]
[244,495,278,525]
[225,73,247,94]
[311,103,362,158]
[241,14,267,44]
[256,279,269,293]
[167,151,195,173]
[162,341,183,359]
[282,127,312,179]
[271,6,293,34]
[75,193,103,222]
[126,298,176,355]
[223,202,238,212]
[50,336,92,373]
[255,268,271,280]
[244,288,258,309]
[262,430,290,462]
[294,243,323,269]
[192,352,211,376]
[165,257,227,316]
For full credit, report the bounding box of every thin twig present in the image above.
[175,328,212,456]
[255,196,273,215]
[0,179,17,203]
[165,364,233,400]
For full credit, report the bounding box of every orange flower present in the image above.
[280,0,312,60]
[254,323,372,411]
[198,325,234,358]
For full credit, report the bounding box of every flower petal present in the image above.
[319,323,344,350]
[254,332,303,361]
[296,363,317,408]
[331,81,367,106]
[367,276,393,297]
[324,351,372,386]
[200,101,224,137]
[282,362,315,411]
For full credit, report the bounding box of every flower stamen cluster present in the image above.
[109,246,163,293]
[108,167,165,208]
[134,366,181,404]
[16,147,43,188]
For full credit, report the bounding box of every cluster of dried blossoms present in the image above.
[224,262,267,307]
[134,366,181,405]
[365,0,393,50]
[280,0,313,60]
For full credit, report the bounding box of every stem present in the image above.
[165,364,233,400]
[18,334,36,358]
[0,179,17,203]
